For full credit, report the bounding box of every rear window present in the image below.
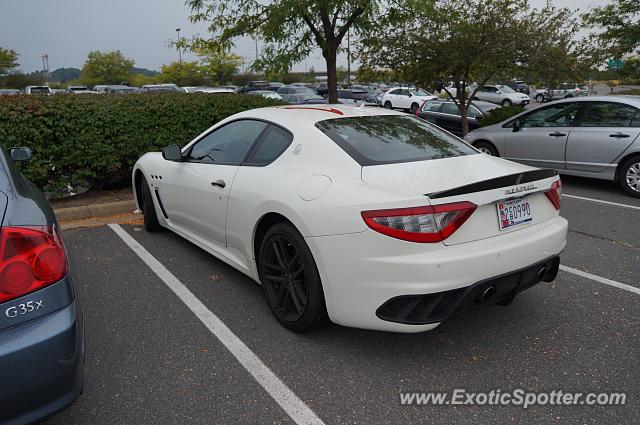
[316,115,476,166]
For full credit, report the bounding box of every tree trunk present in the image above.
[458,90,470,136]
[324,44,338,103]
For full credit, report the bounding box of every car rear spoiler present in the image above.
[427,169,558,199]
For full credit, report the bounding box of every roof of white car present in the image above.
[233,104,404,125]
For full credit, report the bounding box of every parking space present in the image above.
[45,177,638,425]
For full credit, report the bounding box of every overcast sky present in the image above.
[0,0,611,74]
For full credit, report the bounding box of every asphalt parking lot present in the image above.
[44,175,638,425]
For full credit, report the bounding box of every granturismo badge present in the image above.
[505,184,537,195]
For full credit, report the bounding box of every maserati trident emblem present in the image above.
[505,184,537,195]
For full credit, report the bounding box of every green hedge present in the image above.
[0,93,281,192]
[479,105,525,128]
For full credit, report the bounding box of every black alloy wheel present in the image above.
[141,175,161,232]
[258,223,328,331]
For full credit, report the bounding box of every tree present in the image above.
[159,61,207,86]
[0,47,19,76]
[619,56,640,82]
[184,0,381,102]
[80,50,134,85]
[360,0,586,135]
[194,45,243,84]
[583,0,640,57]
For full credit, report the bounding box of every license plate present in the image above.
[497,197,533,230]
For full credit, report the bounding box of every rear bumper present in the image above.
[0,298,84,425]
[307,216,567,333]
[376,255,559,325]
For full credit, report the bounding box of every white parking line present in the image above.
[108,224,326,425]
[560,265,640,296]
[562,194,640,211]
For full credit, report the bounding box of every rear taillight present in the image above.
[0,226,67,303]
[544,180,562,210]
[361,202,477,243]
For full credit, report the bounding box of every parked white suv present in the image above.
[382,87,438,113]
[474,84,529,106]
[24,86,52,95]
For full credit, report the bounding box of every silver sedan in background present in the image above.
[465,96,640,197]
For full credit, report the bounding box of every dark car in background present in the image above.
[416,99,500,137]
[0,146,84,424]
[243,81,270,93]
[506,80,530,95]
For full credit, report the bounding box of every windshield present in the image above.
[316,115,476,166]
[292,87,316,95]
[499,85,516,93]
[476,103,500,113]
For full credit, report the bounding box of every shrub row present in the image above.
[0,93,281,192]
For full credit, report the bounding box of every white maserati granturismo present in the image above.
[132,105,568,333]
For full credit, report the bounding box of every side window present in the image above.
[400,89,410,96]
[467,106,481,118]
[580,102,638,127]
[387,89,398,95]
[422,101,442,112]
[188,120,268,165]
[441,103,460,115]
[245,125,294,166]
[520,103,580,128]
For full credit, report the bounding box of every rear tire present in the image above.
[384,101,392,109]
[258,223,329,331]
[140,175,162,232]
[535,94,544,103]
[474,141,498,156]
[618,156,640,198]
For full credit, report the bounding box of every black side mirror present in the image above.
[512,119,521,132]
[162,144,183,161]
[9,147,32,162]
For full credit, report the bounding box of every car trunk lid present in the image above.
[361,155,560,245]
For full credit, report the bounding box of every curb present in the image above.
[54,199,137,222]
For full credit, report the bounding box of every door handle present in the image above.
[609,132,630,138]
[211,179,226,188]
[548,131,566,137]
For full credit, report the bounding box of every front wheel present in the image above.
[619,156,640,198]
[384,101,392,109]
[410,102,420,114]
[258,223,329,331]
[501,99,512,106]
[140,175,162,232]
[535,94,545,103]
[474,141,498,156]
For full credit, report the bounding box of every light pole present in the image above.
[176,28,182,65]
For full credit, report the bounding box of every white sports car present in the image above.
[132,105,568,333]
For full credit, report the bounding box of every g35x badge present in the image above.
[5,300,44,318]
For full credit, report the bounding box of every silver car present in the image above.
[465,96,640,197]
